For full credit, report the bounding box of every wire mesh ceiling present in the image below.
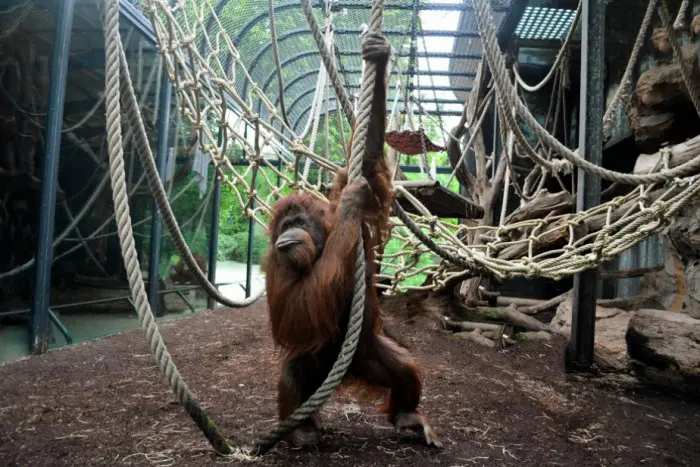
[133,0,515,130]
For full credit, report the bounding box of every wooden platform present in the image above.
[394,179,484,219]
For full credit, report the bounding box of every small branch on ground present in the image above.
[455,329,496,348]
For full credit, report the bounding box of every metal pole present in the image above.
[30,0,75,355]
[148,63,172,316]
[568,0,605,371]
[207,164,222,310]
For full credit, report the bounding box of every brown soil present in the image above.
[1,300,698,466]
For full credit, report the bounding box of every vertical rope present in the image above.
[268,0,290,128]
[602,0,658,140]
[301,0,356,127]
[103,0,233,455]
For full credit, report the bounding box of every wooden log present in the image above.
[597,293,658,311]
[497,186,680,261]
[515,331,552,342]
[626,309,700,391]
[520,292,570,314]
[496,296,545,308]
[633,133,700,175]
[454,329,496,348]
[466,304,550,332]
[504,190,574,224]
[443,318,503,333]
[598,265,664,279]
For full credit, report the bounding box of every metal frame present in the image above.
[569,0,605,371]
[147,62,172,317]
[226,0,500,48]
[277,68,477,104]
[30,0,76,355]
[251,49,481,104]
[292,95,464,132]
[285,84,467,123]
[257,68,477,118]
[246,28,481,79]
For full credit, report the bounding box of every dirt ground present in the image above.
[1,300,699,466]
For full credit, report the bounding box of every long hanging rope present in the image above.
[513,1,581,93]
[472,0,700,185]
[268,0,290,129]
[301,0,356,127]
[116,39,263,308]
[300,0,481,273]
[602,0,658,140]
[252,0,391,455]
[103,0,389,458]
[104,0,233,454]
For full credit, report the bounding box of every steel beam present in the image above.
[259,49,481,100]
[207,155,222,310]
[568,0,606,371]
[292,95,464,132]
[148,64,172,316]
[30,0,75,355]
[258,68,476,117]
[246,27,481,80]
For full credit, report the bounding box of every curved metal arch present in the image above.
[292,95,465,133]
[246,27,481,78]
[274,68,479,108]
[259,48,482,106]
[230,0,490,48]
[242,27,481,98]
[287,83,467,125]
[202,0,497,107]
[262,50,322,97]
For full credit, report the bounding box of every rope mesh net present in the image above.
[129,0,700,294]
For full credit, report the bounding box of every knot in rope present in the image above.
[290,139,305,154]
[521,257,542,276]
[550,158,573,174]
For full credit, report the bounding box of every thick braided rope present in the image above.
[308,0,486,274]
[250,0,389,456]
[473,0,700,186]
[116,39,264,309]
[603,0,658,140]
[514,1,581,93]
[659,0,700,116]
[301,0,356,125]
[673,0,690,29]
[301,0,356,127]
[269,0,290,129]
[392,199,477,272]
[104,0,233,455]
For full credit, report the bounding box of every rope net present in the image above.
[133,0,700,294]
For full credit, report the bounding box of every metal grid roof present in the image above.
[515,6,577,40]
[448,0,521,105]
[131,0,515,132]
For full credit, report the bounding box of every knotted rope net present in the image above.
[103,0,700,457]
[131,0,700,295]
